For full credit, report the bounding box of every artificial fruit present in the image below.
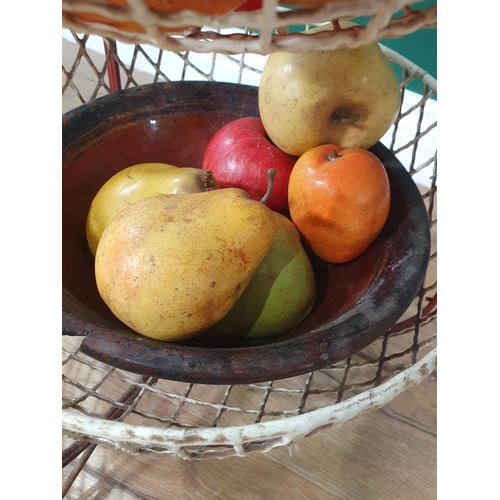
[63,0,248,34]
[202,117,298,215]
[202,211,316,339]
[86,162,219,257]
[258,21,401,156]
[94,188,277,342]
[288,144,391,264]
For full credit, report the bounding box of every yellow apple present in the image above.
[86,162,219,257]
[258,21,401,156]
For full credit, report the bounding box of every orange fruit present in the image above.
[63,0,247,34]
[288,144,390,264]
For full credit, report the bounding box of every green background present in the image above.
[355,0,437,97]
[284,0,437,97]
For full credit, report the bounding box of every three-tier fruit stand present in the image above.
[62,0,437,496]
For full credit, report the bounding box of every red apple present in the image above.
[235,0,262,10]
[202,117,298,215]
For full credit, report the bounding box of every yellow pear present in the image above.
[94,188,277,342]
[258,21,401,156]
[86,162,219,257]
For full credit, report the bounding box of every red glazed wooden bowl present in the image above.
[62,81,430,385]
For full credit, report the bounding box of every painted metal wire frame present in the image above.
[63,349,436,460]
[62,0,437,54]
[62,33,437,464]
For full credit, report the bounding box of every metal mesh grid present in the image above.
[62,27,437,466]
[61,0,437,54]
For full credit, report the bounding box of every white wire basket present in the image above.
[62,0,436,54]
[62,1,437,485]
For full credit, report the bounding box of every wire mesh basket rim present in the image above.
[62,0,437,55]
[62,348,436,456]
[62,31,437,461]
[380,45,437,90]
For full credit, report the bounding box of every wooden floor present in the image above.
[62,38,437,500]
[62,375,436,499]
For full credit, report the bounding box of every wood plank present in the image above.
[62,374,436,499]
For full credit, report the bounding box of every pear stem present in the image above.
[259,168,276,205]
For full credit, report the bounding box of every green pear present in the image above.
[202,212,316,339]
[95,188,277,342]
